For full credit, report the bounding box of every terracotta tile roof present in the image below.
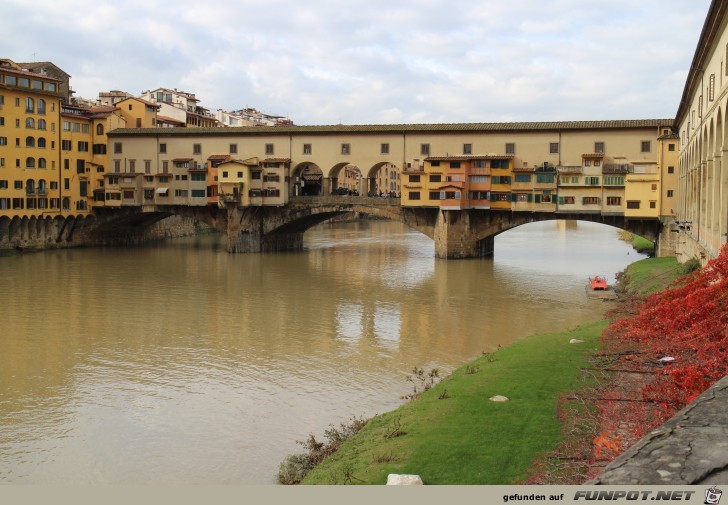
[264,158,291,163]
[108,119,675,137]
[207,154,231,161]
[582,153,605,158]
[512,166,536,172]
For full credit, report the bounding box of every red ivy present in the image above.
[605,244,728,416]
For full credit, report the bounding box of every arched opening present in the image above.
[366,162,400,197]
[330,164,362,195]
[25,136,35,148]
[291,163,323,196]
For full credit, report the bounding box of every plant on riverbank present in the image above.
[603,244,728,432]
[277,416,368,484]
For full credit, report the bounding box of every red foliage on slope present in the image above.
[604,244,728,425]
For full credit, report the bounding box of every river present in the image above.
[0,219,645,484]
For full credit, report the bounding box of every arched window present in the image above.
[38,158,47,169]
[37,99,46,114]
[25,97,34,113]
[38,138,46,148]
[38,179,47,192]
[26,117,35,128]
[26,179,35,192]
[26,158,36,168]
[25,137,35,148]
[38,119,46,130]
[96,124,104,136]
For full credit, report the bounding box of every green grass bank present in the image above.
[299,321,607,485]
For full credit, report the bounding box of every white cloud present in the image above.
[0,0,712,124]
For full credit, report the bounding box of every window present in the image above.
[585,176,600,185]
[549,142,559,154]
[651,184,658,191]
[604,176,624,185]
[380,143,389,154]
[536,173,554,183]
[491,175,511,184]
[93,144,107,155]
[490,159,510,169]
[429,174,441,183]
[78,141,89,152]
[709,73,716,101]
[450,161,461,169]
[114,142,122,154]
[594,142,604,153]
[191,189,206,198]
[561,196,575,204]
[266,143,274,155]
[408,191,421,200]
[583,196,599,205]
[471,176,488,183]
[97,124,104,136]
[420,144,430,156]
[514,174,531,182]
[26,117,35,128]
[193,143,201,155]
[668,143,676,152]
[641,141,651,153]
[408,175,421,183]
[38,119,46,130]
[0,180,7,189]
[668,166,674,174]
[303,144,312,155]
[463,143,472,155]
[61,140,72,151]
[667,190,674,197]
[341,143,350,155]
[584,160,591,167]
[145,160,151,174]
[15,180,23,189]
[114,160,121,172]
[159,143,167,154]
[25,136,35,148]
[429,191,441,200]
[515,193,530,202]
[25,97,34,113]
[230,144,237,154]
[594,160,601,167]
[626,201,640,209]
[505,143,515,154]
[649,201,656,209]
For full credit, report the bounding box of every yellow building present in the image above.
[218,157,290,207]
[0,59,65,218]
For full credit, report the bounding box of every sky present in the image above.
[1,0,713,125]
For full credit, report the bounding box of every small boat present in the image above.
[586,276,617,300]
[589,276,608,291]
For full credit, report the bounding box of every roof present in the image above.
[263,158,291,163]
[582,153,605,158]
[207,154,231,161]
[107,119,674,137]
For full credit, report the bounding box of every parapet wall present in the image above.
[589,375,728,484]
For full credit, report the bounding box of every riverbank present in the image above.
[286,255,687,485]
[293,321,607,484]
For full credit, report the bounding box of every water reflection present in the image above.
[0,219,645,484]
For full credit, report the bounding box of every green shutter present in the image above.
[535,194,541,203]
[558,196,564,205]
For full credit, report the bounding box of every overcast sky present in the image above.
[1,0,712,125]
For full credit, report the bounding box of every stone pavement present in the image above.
[589,375,728,484]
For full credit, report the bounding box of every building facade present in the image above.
[674,0,728,262]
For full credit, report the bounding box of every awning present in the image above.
[155,187,169,194]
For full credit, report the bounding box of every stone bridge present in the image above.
[61,196,663,259]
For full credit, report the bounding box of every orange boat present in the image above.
[589,276,608,291]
